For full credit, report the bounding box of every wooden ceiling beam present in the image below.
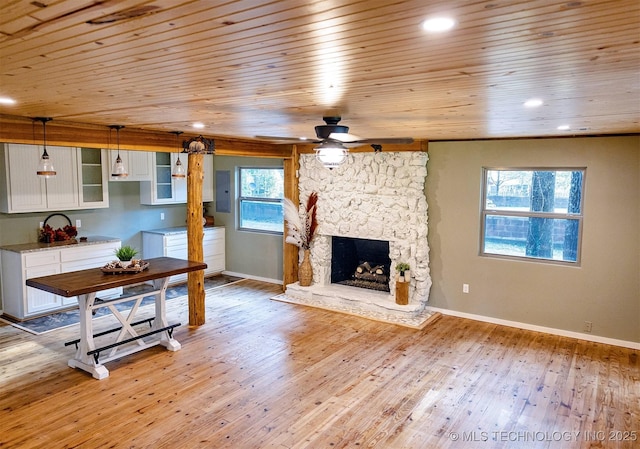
[0,115,290,158]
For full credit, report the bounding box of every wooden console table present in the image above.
[26,257,207,379]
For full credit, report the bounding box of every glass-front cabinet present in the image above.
[140,152,213,205]
[156,152,183,201]
[78,147,109,208]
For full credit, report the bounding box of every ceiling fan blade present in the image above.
[328,132,363,142]
[348,137,415,144]
[255,135,321,143]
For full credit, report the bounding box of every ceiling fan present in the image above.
[256,116,414,168]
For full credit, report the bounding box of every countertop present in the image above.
[0,236,120,254]
[142,225,223,236]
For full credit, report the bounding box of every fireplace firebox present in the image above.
[331,236,391,292]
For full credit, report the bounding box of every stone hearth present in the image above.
[281,151,433,328]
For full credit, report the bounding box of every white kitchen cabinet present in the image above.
[41,146,80,210]
[78,147,109,208]
[24,252,62,314]
[108,149,153,181]
[0,143,78,212]
[0,143,109,213]
[0,239,122,320]
[142,226,225,284]
[140,153,213,205]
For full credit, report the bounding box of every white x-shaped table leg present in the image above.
[107,298,146,358]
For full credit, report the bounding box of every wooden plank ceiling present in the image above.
[0,0,638,143]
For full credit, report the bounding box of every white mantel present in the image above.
[279,151,434,328]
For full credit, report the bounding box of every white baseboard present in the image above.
[426,306,640,350]
[211,273,639,349]
[223,271,283,286]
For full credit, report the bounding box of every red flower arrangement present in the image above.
[39,224,78,243]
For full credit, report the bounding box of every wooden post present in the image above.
[282,145,300,290]
[187,152,205,326]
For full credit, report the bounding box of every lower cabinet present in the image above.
[1,240,123,320]
[142,227,225,285]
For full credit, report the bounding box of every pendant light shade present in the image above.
[170,131,186,179]
[34,117,56,178]
[110,125,128,178]
[315,140,348,168]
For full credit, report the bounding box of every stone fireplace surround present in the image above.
[280,151,434,328]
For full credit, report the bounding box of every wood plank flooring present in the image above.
[1,279,638,448]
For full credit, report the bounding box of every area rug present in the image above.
[0,274,243,335]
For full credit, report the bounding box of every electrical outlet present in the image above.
[584,321,593,333]
[160,213,165,220]
[75,219,81,228]
[463,283,470,293]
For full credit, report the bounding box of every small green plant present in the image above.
[395,262,410,274]
[115,245,138,261]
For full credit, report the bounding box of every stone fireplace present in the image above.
[280,151,433,328]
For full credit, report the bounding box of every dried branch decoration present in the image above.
[284,191,318,250]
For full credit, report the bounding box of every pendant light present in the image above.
[170,131,186,179]
[109,125,128,178]
[34,117,56,178]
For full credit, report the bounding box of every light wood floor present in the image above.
[1,279,638,448]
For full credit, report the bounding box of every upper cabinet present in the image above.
[140,153,213,205]
[0,143,109,213]
[78,147,109,208]
[108,149,153,182]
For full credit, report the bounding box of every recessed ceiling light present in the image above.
[422,17,456,33]
[192,122,205,129]
[557,125,571,131]
[524,98,543,108]
[0,97,16,105]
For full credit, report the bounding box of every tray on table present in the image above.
[101,261,150,274]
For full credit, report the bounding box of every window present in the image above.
[238,167,284,233]
[481,168,586,264]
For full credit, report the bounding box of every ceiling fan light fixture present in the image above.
[34,117,56,178]
[315,140,348,168]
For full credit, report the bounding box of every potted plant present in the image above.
[396,262,410,282]
[115,245,138,263]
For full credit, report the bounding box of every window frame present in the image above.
[237,166,284,235]
[480,166,586,265]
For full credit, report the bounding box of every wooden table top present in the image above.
[26,257,207,297]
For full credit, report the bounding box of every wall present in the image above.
[2,137,637,342]
[426,136,640,343]
[0,181,189,310]
[0,181,187,249]
[211,156,283,283]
